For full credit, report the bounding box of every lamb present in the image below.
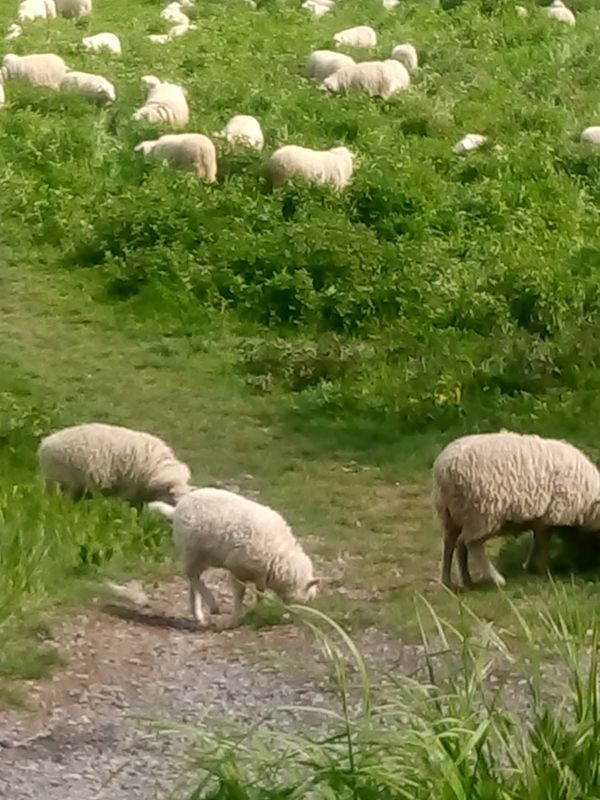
[60,70,116,105]
[6,24,23,40]
[265,144,354,191]
[581,126,600,145]
[149,22,197,43]
[18,0,56,20]
[161,2,190,25]
[305,50,356,82]
[320,60,410,100]
[433,431,600,590]
[515,4,528,16]
[302,0,333,17]
[135,133,217,182]
[38,422,193,505]
[220,114,264,150]
[453,133,487,154]
[149,488,320,626]
[54,0,91,17]
[81,33,122,56]
[132,75,189,128]
[383,0,399,8]
[333,25,377,48]
[391,43,418,72]
[546,0,575,25]
[1,53,68,89]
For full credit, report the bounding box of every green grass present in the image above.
[3,0,600,699]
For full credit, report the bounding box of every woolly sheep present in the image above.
[60,70,116,105]
[18,0,56,20]
[391,43,418,72]
[302,0,333,17]
[265,144,354,191]
[321,59,409,100]
[135,133,217,182]
[434,431,600,589]
[38,422,193,505]
[55,0,92,17]
[81,32,122,56]
[515,4,528,16]
[149,488,320,626]
[305,50,356,82]
[383,0,399,8]
[132,75,189,128]
[149,34,170,44]
[333,25,377,48]
[168,22,197,37]
[453,133,487,154]
[6,24,23,40]
[546,0,575,25]
[1,53,68,89]
[221,114,264,150]
[581,126,600,145]
[161,2,190,25]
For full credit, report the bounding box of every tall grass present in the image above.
[172,592,600,799]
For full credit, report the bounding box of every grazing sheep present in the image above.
[81,32,122,56]
[305,50,356,82]
[515,4,528,16]
[221,115,264,150]
[302,0,333,17]
[38,422,193,505]
[135,133,217,182]
[333,25,377,48]
[149,488,320,626]
[265,144,354,191]
[546,0,575,25]
[321,59,409,100]
[168,21,197,37]
[60,70,116,105]
[454,133,487,154]
[148,33,170,44]
[55,0,92,17]
[132,75,189,128]
[383,0,399,8]
[434,431,600,589]
[161,2,189,24]
[1,53,68,89]
[6,24,23,40]
[581,126,600,145]
[391,43,418,72]
[18,0,56,20]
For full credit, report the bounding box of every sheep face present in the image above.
[134,140,157,156]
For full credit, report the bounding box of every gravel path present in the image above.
[0,575,425,800]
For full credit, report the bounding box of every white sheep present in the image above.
[305,50,356,82]
[1,53,68,89]
[161,2,190,25]
[168,21,197,37]
[132,75,189,128]
[149,34,170,44]
[18,0,56,20]
[81,33,122,56]
[434,431,600,589]
[302,0,333,17]
[453,133,487,154]
[265,144,354,191]
[220,114,264,150]
[0,83,5,108]
[135,133,217,182]
[333,25,377,48]
[54,0,92,17]
[60,70,116,105]
[391,43,418,72]
[6,24,23,40]
[515,4,528,16]
[149,488,320,626]
[383,0,399,8]
[546,0,575,25]
[321,59,410,100]
[581,126,600,145]
[38,422,193,505]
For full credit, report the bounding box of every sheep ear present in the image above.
[306,578,321,590]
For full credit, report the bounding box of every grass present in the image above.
[3,0,600,704]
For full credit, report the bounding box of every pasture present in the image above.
[2,0,600,794]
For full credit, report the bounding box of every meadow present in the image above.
[2,0,600,775]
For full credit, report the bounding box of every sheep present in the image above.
[135,133,217,182]
[434,431,600,590]
[149,22,197,43]
[149,488,320,626]
[383,0,399,8]
[38,422,193,506]
[18,0,56,21]
[305,50,356,82]
[546,0,575,25]
[81,32,122,56]
[265,145,354,191]
[6,24,23,40]
[132,75,189,128]
[55,0,92,17]
[1,53,68,89]
[581,126,600,145]
[515,4,528,16]
[302,0,333,17]
[391,43,418,72]
[60,70,116,105]
[149,34,170,44]
[321,59,410,100]
[220,114,264,150]
[0,83,5,108]
[333,25,377,48]
[161,2,190,25]
[453,133,487,154]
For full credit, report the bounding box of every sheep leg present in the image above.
[456,536,473,589]
[187,571,208,625]
[440,511,461,587]
[229,575,246,628]
[524,525,551,575]
[198,582,220,615]
[468,540,506,588]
